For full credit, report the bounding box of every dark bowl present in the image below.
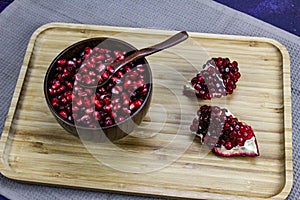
[44,38,152,142]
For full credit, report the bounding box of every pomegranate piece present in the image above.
[190,105,259,157]
[183,57,241,99]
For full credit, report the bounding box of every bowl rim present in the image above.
[44,37,153,131]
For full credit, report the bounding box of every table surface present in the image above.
[0,1,299,200]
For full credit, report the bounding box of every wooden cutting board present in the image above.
[0,23,292,199]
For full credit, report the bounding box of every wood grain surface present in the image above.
[0,23,293,199]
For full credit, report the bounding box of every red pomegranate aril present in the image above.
[116,71,123,78]
[96,75,103,83]
[113,103,122,111]
[59,111,68,119]
[86,62,93,69]
[107,66,115,74]
[90,57,97,64]
[105,118,113,126]
[103,105,112,113]
[48,88,56,96]
[94,100,103,109]
[111,76,121,85]
[120,65,128,73]
[76,98,83,107]
[77,91,88,97]
[95,63,105,72]
[52,81,61,89]
[57,85,66,93]
[85,107,94,115]
[96,54,105,61]
[94,111,101,120]
[57,59,66,65]
[83,75,92,84]
[117,116,125,122]
[76,59,82,66]
[56,66,63,73]
[110,111,117,118]
[83,97,92,106]
[103,97,110,105]
[75,74,82,82]
[122,108,131,115]
[61,97,67,104]
[66,81,73,89]
[72,106,79,112]
[101,71,109,80]
[129,100,142,111]
[123,80,132,89]
[67,60,75,66]
[80,115,91,123]
[67,116,73,122]
[122,99,130,106]
[84,47,93,55]
[51,98,59,107]
[89,71,96,77]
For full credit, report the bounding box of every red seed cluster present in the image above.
[47,47,150,128]
[190,105,227,148]
[190,105,254,150]
[75,47,125,86]
[183,57,241,99]
[219,115,254,150]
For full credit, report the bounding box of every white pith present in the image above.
[216,136,258,155]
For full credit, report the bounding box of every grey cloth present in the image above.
[0,0,299,199]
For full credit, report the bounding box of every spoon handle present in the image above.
[111,31,188,70]
[132,31,189,58]
[98,31,188,87]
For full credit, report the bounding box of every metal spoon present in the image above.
[96,31,189,87]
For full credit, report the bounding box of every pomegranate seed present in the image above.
[102,71,109,80]
[94,111,101,120]
[113,103,122,111]
[83,75,92,84]
[85,107,94,115]
[117,116,125,122]
[107,65,115,74]
[94,100,103,109]
[48,88,56,96]
[76,98,83,107]
[59,111,68,119]
[103,105,112,113]
[96,54,104,61]
[57,85,66,93]
[84,47,93,55]
[129,100,142,111]
[51,98,59,107]
[116,71,123,78]
[105,118,113,126]
[57,59,66,65]
[67,60,75,66]
[52,81,61,89]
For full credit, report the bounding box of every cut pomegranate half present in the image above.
[183,57,241,99]
[190,105,259,157]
